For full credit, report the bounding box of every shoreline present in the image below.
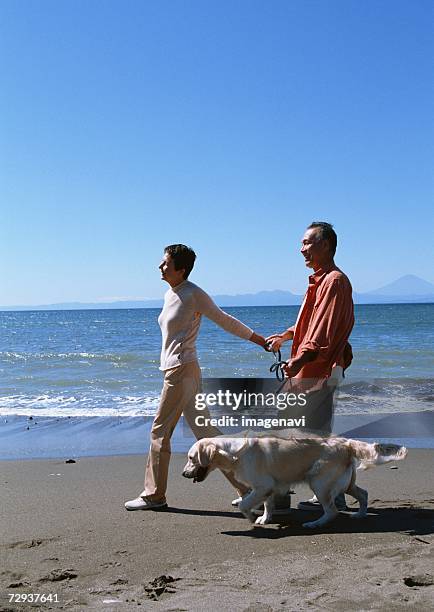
[1,411,434,461]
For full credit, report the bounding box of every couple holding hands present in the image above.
[125,221,354,511]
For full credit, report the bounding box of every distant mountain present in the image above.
[212,290,301,307]
[355,274,434,304]
[0,292,301,311]
[365,274,434,296]
[1,275,433,311]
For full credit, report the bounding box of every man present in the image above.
[267,221,354,510]
[125,244,266,510]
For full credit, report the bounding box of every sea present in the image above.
[1,304,433,458]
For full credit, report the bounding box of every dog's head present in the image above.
[182,438,237,483]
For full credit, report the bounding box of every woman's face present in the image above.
[159,252,185,287]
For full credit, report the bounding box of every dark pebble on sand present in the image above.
[111,578,128,585]
[144,575,179,600]
[404,574,434,587]
[40,569,78,582]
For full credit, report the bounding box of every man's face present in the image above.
[300,228,330,270]
[159,252,185,287]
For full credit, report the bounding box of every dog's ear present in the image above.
[214,449,238,471]
[197,440,217,467]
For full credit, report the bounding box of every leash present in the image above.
[269,347,287,382]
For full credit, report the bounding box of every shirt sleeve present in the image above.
[193,287,254,340]
[298,278,352,358]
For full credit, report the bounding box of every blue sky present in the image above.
[1,0,433,306]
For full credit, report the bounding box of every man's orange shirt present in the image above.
[289,264,354,379]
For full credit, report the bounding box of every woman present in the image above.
[125,244,266,510]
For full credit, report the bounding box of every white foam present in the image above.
[0,393,160,417]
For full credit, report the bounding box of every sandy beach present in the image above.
[1,450,433,611]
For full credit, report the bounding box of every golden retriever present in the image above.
[182,435,407,528]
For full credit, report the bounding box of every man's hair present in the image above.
[308,222,337,256]
[164,244,196,279]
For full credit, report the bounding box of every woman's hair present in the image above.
[164,244,196,279]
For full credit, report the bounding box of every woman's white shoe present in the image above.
[124,496,168,511]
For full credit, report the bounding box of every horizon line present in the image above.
[1,300,434,313]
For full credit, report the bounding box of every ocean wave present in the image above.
[0,351,154,365]
[340,378,434,397]
[336,378,434,414]
[1,378,434,419]
[0,393,160,417]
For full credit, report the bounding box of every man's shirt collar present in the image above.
[309,262,337,285]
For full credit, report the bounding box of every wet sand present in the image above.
[1,411,433,460]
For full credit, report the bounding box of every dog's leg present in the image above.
[254,494,275,526]
[302,478,339,529]
[347,483,368,519]
[342,465,368,519]
[239,484,273,523]
[303,465,354,529]
[302,493,338,528]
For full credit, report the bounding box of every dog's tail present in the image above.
[346,440,408,470]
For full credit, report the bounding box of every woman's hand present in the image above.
[249,332,267,348]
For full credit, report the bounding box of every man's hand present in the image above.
[283,349,319,377]
[283,358,303,378]
[266,329,294,352]
[265,334,284,352]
